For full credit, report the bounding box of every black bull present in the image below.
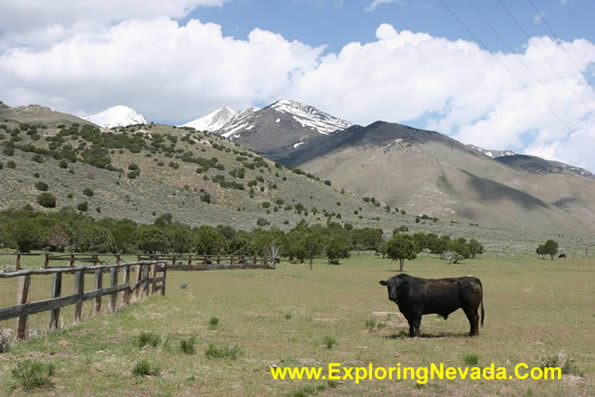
[379,274,485,337]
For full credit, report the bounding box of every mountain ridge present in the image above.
[84,105,147,128]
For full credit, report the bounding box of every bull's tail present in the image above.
[477,278,485,327]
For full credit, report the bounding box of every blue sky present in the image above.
[0,0,594,170]
[187,0,594,55]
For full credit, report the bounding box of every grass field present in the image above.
[0,255,593,396]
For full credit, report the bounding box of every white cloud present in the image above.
[0,18,323,122]
[364,0,403,12]
[0,18,594,172]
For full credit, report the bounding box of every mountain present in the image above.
[277,121,595,237]
[0,108,401,233]
[0,103,95,127]
[466,144,518,158]
[494,154,593,178]
[185,100,351,159]
[84,105,147,128]
[0,100,8,109]
[182,106,242,132]
[467,145,593,178]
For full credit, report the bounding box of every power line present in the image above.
[496,0,591,112]
[465,0,583,130]
[438,0,578,135]
[527,0,591,88]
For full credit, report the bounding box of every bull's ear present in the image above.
[379,280,388,286]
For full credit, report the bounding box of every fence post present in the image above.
[135,263,142,299]
[115,253,121,265]
[253,256,257,265]
[94,269,103,314]
[49,272,62,330]
[70,253,75,267]
[161,265,167,296]
[122,264,131,305]
[110,267,118,313]
[188,255,192,266]
[16,275,31,340]
[230,255,234,265]
[16,253,21,270]
[43,250,49,269]
[217,255,221,264]
[150,264,157,295]
[143,265,150,297]
[74,270,84,323]
[203,255,208,265]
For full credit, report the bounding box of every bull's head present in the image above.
[379,274,407,303]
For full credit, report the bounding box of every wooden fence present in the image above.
[0,252,276,271]
[137,254,276,271]
[0,251,124,270]
[0,260,166,341]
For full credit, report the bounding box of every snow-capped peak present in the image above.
[182,106,238,132]
[84,105,147,128]
[269,99,351,135]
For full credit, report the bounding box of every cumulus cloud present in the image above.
[0,18,323,122]
[0,18,594,171]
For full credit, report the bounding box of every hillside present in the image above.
[278,121,595,238]
[0,109,404,232]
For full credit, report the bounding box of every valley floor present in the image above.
[1,255,594,396]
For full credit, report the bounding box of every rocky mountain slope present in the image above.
[183,100,351,159]
[278,121,595,237]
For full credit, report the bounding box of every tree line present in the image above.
[0,208,484,267]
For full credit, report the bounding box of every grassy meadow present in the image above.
[0,255,594,396]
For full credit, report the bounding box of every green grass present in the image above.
[0,255,594,396]
[132,360,160,377]
[10,360,55,391]
[463,353,479,366]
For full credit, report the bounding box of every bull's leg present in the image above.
[463,308,479,336]
[413,316,422,337]
[407,319,416,337]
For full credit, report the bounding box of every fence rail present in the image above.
[0,252,277,271]
[0,260,166,341]
[136,254,276,270]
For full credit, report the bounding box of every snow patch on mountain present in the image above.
[467,144,518,158]
[270,99,351,135]
[84,105,147,128]
[182,106,238,132]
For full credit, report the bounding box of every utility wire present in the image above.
[438,0,577,135]
[496,0,591,112]
[465,0,582,130]
[527,0,591,88]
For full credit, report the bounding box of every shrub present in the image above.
[35,181,49,191]
[77,201,88,212]
[284,312,292,320]
[133,332,161,348]
[365,318,377,331]
[128,163,139,171]
[83,188,94,197]
[32,154,44,163]
[11,360,55,391]
[36,193,56,208]
[324,180,331,186]
[463,353,479,366]
[208,316,219,328]
[322,336,337,350]
[132,360,160,377]
[7,160,16,169]
[205,344,241,360]
[59,160,68,169]
[179,337,196,355]
[127,170,138,179]
[540,353,583,376]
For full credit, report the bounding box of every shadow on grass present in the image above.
[384,330,469,339]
